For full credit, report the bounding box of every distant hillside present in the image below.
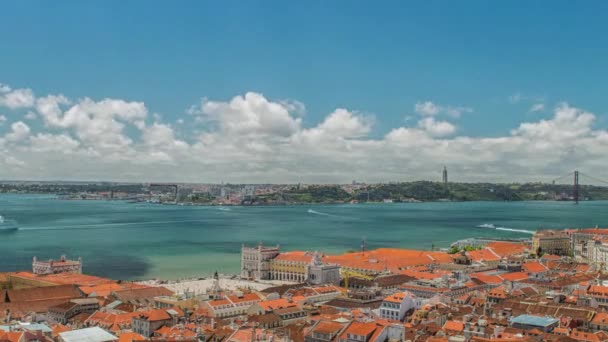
[257,181,608,204]
[355,181,608,202]
[3,180,608,204]
[255,185,351,204]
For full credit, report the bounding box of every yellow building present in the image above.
[532,230,571,256]
[269,251,311,282]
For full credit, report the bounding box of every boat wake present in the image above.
[217,207,231,211]
[476,223,534,235]
[307,209,333,217]
[495,227,535,234]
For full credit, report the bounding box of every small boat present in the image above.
[0,215,18,232]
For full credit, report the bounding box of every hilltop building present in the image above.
[32,255,82,275]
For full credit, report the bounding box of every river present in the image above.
[0,194,606,280]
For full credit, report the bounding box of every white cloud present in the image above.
[0,87,35,109]
[29,133,80,153]
[414,101,472,118]
[529,103,545,112]
[415,101,440,116]
[1,81,608,183]
[5,121,31,142]
[38,96,147,151]
[304,108,373,139]
[0,115,6,124]
[200,92,302,137]
[417,117,456,137]
[513,103,593,140]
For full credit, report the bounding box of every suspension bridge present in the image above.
[550,170,608,204]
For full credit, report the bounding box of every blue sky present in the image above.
[1,1,608,182]
[2,1,608,135]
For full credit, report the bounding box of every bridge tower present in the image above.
[573,170,579,204]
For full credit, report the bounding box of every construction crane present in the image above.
[342,269,374,290]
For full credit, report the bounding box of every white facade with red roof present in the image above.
[32,255,82,275]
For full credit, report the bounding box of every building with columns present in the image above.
[240,243,280,279]
[241,245,342,283]
[269,251,313,282]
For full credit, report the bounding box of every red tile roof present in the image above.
[137,308,171,322]
[118,332,146,342]
[500,272,529,282]
[580,228,608,235]
[4,284,83,303]
[443,320,464,332]
[471,273,503,285]
[10,271,115,287]
[488,286,509,299]
[467,249,501,263]
[522,261,548,274]
[312,321,345,335]
[591,312,608,325]
[340,322,377,339]
[588,285,608,297]
[384,292,410,304]
[485,241,529,257]
[257,298,297,312]
[51,324,71,338]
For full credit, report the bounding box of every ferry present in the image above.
[0,215,18,232]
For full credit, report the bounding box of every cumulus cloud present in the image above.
[302,109,373,140]
[199,92,301,137]
[1,81,607,183]
[417,117,456,137]
[0,87,35,109]
[37,96,147,151]
[5,121,31,142]
[29,133,80,153]
[0,115,6,124]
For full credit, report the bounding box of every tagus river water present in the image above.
[1,194,607,280]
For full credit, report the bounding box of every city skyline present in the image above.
[1,1,608,183]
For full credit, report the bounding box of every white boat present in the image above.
[0,215,18,232]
